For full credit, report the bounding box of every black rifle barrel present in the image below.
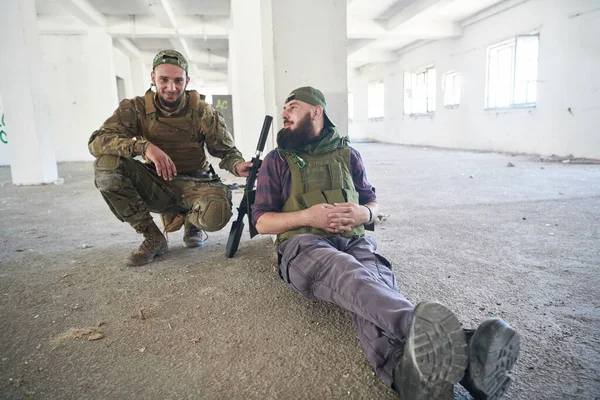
[225,115,273,258]
[256,115,272,155]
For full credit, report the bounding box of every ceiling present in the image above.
[35,0,510,86]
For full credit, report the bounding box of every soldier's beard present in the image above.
[277,112,317,151]
[158,92,184,110]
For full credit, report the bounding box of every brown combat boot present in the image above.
[183,219,206,248]
[126,219,168,266]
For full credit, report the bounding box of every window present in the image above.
[486,35,539,109]
[404,66,436,115]
[443,71,461,107]
[367,81,384,119]
[348,92,354,121]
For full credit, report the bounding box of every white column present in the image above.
[229,0,277,159]
[271,0,348,135]
[229,0,348,157]
[0,93,10,166]
[86,28,119,129]
[0,0,58,184]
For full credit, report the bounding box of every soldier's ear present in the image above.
[314,105,324,119]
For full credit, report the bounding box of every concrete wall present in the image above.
[0,30,232,167]
[15,34,124,165]
[113,47,134,99]
[349,0,600,158]
[0,34,132,166]
[10,33,124,165]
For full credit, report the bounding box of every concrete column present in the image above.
[86,28,119,129]
[0,0,58,184]
[271,0,348,135]
[229,0,347,158]
[0,93,10,166]
[229,0,277,159]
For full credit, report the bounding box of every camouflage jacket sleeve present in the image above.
[200,105,245,176]
[88,98,148,158]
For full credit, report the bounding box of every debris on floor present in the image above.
[376,213,389,223]
[537,154,600,164]
[52,326,105,345]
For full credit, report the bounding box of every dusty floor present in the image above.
[0,142,599,400]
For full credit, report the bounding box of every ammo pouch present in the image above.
[300,188,359,209]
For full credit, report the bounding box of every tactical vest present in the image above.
[276,147,365,243]
[143,90,208,174]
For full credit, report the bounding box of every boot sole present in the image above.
[469,319,521,400]
[397,301,468,400]
[183,241,204,248]
[126,245,169,266]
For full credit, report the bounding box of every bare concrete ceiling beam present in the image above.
[385,0,453,31]
[59,0,106,27]
[115,38,143,60]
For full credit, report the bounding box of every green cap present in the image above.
[152,49,188,74]
[285,86,336,127]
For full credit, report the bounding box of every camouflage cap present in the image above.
[285,86,336,127]
[152,49,188,74]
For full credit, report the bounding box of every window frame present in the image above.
[404,65,437,116]
[485,33,539,110]
[442,71,461,108]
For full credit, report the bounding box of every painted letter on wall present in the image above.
[0,93,9,166]
[212,95,234,139]
[0,113,7,144]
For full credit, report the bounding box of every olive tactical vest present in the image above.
[143,90,208,174]
[276,147,366,243]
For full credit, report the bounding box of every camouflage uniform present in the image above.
[89,89,245,234]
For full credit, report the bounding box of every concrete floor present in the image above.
[0,142,599,400]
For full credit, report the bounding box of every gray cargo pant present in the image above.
[93,155,232,231]
[277,233,415,387]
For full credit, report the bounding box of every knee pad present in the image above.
[189,193,232,232]
[94,155,122,171]
[94,155,124,191]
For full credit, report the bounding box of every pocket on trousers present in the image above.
[374,252,397,290]
[278,245,300,284]
[374,253,392,270]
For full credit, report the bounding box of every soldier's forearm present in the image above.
[88,134,147,158]
[255,210,311,235]
[363,201,379,224]
[218,152,245,175]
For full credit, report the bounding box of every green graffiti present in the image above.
[0,113,6,144]
[215,99,229,110]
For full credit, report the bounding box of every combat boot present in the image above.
[183,219,206,248]
[126,219,168,266]
[393,301,468,400]
[460,318,521,400]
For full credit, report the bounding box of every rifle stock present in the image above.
[225,115,273,258]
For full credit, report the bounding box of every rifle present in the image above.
[225,115,273,258]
